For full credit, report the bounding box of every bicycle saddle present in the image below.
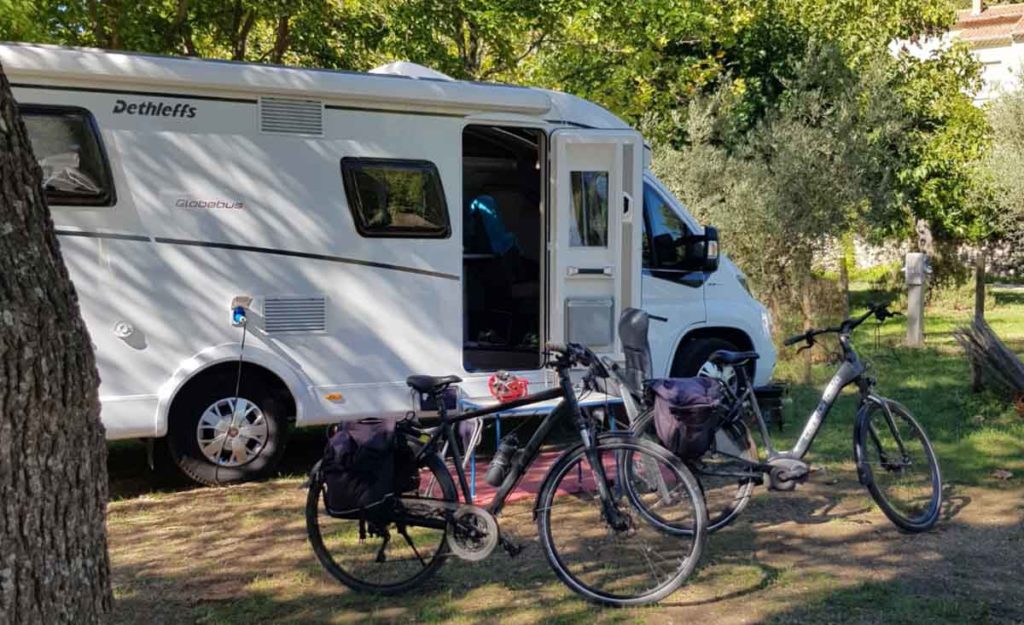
[707,350,759,366]
[406,374,462,394]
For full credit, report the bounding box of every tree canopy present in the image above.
[0,0,999,289]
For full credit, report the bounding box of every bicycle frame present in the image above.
[406,363,602,517]
[727,333,871,463]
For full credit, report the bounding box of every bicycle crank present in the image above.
[766,457,810,491]
[396,497,500,561]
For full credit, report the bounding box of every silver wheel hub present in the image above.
[196,397,269,467]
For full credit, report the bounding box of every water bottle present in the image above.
[485,434,518,487]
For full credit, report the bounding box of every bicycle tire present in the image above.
[535,433,707,606]
[631,408,756,532]
[306,447,457,594]
[855,399,942,532]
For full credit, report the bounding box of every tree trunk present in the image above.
[973,250,987,392]
[270,15,291,65]
[838,250,850,320]
[800,278,814,384]
[0,61,112,624]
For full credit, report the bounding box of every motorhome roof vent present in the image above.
[259,96,324,136]
[263,296,326,333]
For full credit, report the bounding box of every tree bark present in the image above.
[0,61,112,624]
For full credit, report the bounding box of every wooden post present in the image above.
[972,251,986,391]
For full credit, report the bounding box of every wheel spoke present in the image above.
[200,433,227,457]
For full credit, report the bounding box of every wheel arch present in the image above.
[669,326,755,376]
[155,343,307,437]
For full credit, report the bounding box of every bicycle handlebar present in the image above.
[783,303,899,347]
[544,342,609,378]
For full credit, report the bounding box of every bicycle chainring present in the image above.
[766,457,809,491]
[446,504,499,562]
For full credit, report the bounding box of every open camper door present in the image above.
[548,129,643,358]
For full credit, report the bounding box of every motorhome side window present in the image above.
[569,171,609,247]
[20,106,115,206]
[642,182,701,272]
[341,158,450,238]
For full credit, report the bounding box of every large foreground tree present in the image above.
[0,61,111,623]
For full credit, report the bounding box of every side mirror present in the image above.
[702,225,719,272]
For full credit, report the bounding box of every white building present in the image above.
[953,1,1024,102]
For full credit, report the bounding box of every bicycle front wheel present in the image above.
[855,399,941,532]
[536,435,706,606]
[306,449,456,594]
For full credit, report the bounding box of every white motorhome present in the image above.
[2,43,776,484]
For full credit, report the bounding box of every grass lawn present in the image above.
[105,285,1024,625]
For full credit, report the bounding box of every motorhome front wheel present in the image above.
[166,375,289,486]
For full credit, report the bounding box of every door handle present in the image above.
[568,267,613,277]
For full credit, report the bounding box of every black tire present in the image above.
[166,372,290,486]
[855,399,941,532]
[306,450,456,594]
[671,337,738,378]
[536,434,706,606]
[631,409,756,533]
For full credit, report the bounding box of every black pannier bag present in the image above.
[650,377,725,459]
[321,418,419,519]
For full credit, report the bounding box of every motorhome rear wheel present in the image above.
[166,374,290,486]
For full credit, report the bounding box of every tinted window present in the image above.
[341,158,450,238]
[643,182,697,271]
[569,170,609,247]
[21,106,115,206]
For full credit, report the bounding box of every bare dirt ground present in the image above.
[107,464,1024,625]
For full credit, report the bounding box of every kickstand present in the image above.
[397,525,427,568]
[499,535,522,558]
[374,529,391,563]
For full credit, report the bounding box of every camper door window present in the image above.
[569,171,609,247]
[341,158,450,238]
[21,106,115,207]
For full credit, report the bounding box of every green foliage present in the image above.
[653,45,911,322]
[887,43,994,243]
[983,82,1024,225]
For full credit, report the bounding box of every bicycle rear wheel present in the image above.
[855,399,941,532]
[306,449,456,594]
[536,434,706,606]
[632,409,756,532]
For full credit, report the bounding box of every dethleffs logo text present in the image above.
[113,99,197,118]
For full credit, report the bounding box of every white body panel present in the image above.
[3,43,775,440]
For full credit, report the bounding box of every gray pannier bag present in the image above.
[650,377,725,459]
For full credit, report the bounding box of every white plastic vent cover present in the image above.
[259,97,324,136]
[263,296,326,333]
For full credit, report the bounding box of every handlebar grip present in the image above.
[544,342,567,353]
[783,333,806,347]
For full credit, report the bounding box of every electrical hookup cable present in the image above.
[215,306,250,485]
